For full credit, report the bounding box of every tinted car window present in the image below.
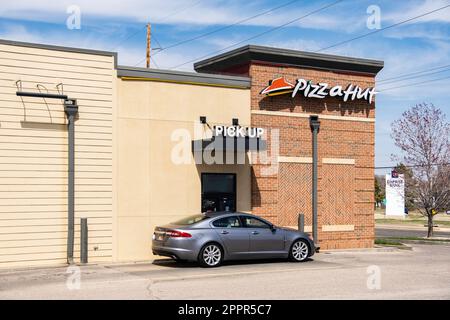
[171,214,209,225]
[242,216,271,229]
[212,216,241,228]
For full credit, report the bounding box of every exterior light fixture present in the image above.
[200,116,207,124]
[232,118,239,126]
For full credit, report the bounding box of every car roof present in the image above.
[203,211,250,218]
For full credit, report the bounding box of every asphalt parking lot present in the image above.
[0,243,449,300]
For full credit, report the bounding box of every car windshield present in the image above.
[171,214,209,225]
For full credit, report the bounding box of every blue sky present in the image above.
[1,0,449,173]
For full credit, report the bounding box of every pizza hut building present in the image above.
[0,39,383,267]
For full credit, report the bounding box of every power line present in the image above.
[153,35,163,50]
[378,64,450,83]
[169,0,344,70]
[133,33,165,67]
[150,56,160,69]
[372,63,450,92]
[152,0,301,56]
[110,25,147,51]
[379,67,450,86]
[377,67,450,89]
[379,73,450,92]
[315,4,450,53]
[375,163,450,169]
[156,0,205,23]
[110,0,205,51]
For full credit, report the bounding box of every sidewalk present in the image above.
[375,212,450,221]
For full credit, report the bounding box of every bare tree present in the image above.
[391,103,450,237]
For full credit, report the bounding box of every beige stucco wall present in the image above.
[116,79,251,261]
[0,43,115,268]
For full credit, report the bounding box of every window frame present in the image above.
[210,215,242,229]
[240,215,272,229]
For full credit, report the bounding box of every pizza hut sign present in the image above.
[260,77,377,104]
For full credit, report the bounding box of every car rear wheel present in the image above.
[289,239,310,262]
[198,243,223,267]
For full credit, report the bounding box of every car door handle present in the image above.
[221,230,229,234]
[251,231,259,235]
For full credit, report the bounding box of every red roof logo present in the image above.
[260,77,294,96]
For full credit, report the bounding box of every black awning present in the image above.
[192,135,266,152]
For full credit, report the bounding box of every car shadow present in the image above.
[152,257,314,268]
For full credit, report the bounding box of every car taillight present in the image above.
[166,230,192,238]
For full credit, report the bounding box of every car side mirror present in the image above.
[270,224,276,231]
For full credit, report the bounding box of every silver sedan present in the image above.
[152,212,315,267]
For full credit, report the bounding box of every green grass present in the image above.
[375,238,404,246]
[375,237,450,249]
[380,236,450,242]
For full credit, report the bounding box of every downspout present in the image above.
[16,91,78,264]
[64,99,78,264]
[309,115,320,248]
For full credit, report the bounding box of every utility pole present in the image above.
[146,23,151,68]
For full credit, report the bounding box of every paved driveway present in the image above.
[0,244,449,299]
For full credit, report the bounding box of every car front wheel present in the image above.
[198,243,223,267]
[289,239,310,262]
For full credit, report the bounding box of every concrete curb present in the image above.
[320,246,399,253]
[389,239,450,245]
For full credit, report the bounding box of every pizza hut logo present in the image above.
[261,77,377,103]
[260,77,295,96]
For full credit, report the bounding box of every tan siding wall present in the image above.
[0,43,115,268]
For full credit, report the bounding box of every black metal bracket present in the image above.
[16,91,68,100]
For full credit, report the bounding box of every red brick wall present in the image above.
[247,63,376,250]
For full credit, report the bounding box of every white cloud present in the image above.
[0,24,43,43]
[0,0,360,32]
[384,25,450,41]
[384,0,450,24]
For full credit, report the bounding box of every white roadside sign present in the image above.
[385,173,405,217]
